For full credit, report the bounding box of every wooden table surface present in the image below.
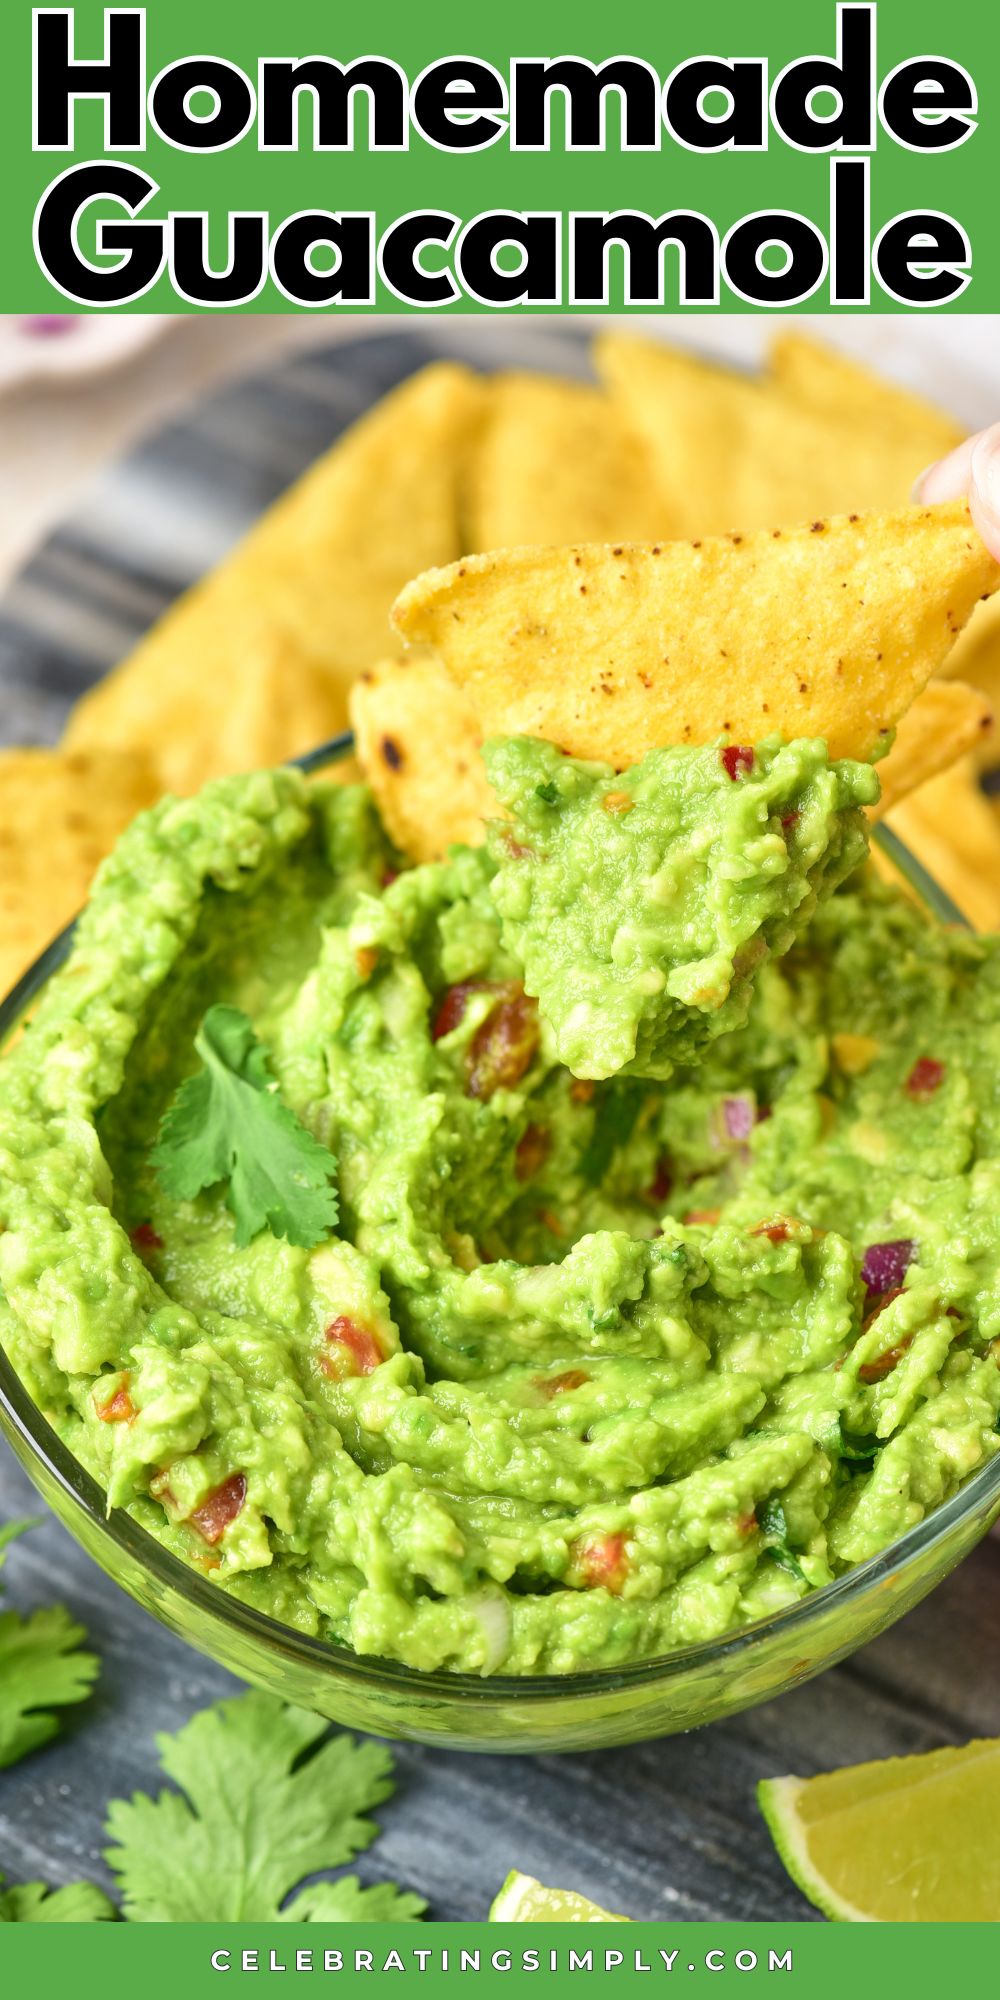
[2,327,999,1923]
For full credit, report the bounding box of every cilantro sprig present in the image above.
[104,1691,426,1923]
[758,1498,808,1584]
[0,1875,115,1923]
[2,1690,425,1924]
[151,1005,338,1249]
[0,1520,99,1770]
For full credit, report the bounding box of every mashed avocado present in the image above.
[485,735,877,1078]
[0,746,998,1678]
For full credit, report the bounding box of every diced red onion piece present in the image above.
[722,1094,755,1141]
[861,1238,914,1293]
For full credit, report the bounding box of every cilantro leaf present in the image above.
[104,1690,426,1923]
[821,1416,880,1466]
[0,1520,99,1769]
[287,1879,428,1922]
[151,1005,338,1249]
[0,1873,115,1923]
[578,1086,642,1187]
[758,1498,808,1583]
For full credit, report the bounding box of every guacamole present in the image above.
[0,744,998,1678]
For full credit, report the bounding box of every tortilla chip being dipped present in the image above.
[65,362,485,796]
[0,746,161,1000]
[393,503,1000,772]
[350,655,498,863]
[871,680,993,819]
[465,372,672,552]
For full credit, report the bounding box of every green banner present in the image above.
[0,0,998,311]
[3,1919,1000,1996]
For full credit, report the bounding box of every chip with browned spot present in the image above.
[393,503,1000,770]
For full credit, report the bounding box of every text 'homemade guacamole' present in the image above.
[0,737,998,1678]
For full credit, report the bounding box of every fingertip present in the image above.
[914,434,978,506]
[968,426,1000,561]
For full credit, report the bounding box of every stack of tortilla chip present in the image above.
[2,327,999,1004]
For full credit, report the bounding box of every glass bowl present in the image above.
[1,735,997,1754]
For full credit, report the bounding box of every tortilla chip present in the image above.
[934,595,1000,767]
[768,331,963,461]
[393,503,1000,770]
[69,626,350,798]
[594,333,950,537]
[770,335,999,719]
[882,757,1000,931]
[0,746,161,1000]
[871,680,993,818]
[465,372,672,552]
[65,363,485,793]
[350,655,497,863]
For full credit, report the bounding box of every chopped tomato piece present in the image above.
[537,1369,590,1399]
[96,1381,135,1424]
[751,1216,795,1244]
[467,986,539,1100]
[189,1473,247,1545]
[570,1077,595,1104]
[780,809,801,833]
[905,1056,945,1100]
[721,745,754,781]
[515,1124,550,1182]
[646,1158,673,1204]
[861,1285,905,1333]
[381,866,399,889]
[684,1207,721,1226]
[575,1531,628,1592]
[131,1222,163,1252]
[859,1334,913,1384]
[736,1510,758,1537]
[536,1207,565,1238]
[354,946,379,979]
[431,979,492,1042]
[498,829,534,860]
[322,1315,383,1377]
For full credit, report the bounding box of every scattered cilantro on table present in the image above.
[103,1690,426,1922]
[151,1004,339,1249]
[0,1873,115,1923]
[0,1519,99,1770]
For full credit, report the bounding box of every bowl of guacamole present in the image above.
[1,728,999,1751]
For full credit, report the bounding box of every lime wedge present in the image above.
[489,1871,626,1923]
[759,1737,1000,1921]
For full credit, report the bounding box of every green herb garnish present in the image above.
[0,1874,115,1923]
[0,1520,99,1771]
[758,1498,807,1583]
[152,1005,338,1249]
[104,1691,425,1923]
[822,1416,880,1466]
[578,1085,642,1186]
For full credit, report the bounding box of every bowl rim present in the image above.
[0,731,994,1704]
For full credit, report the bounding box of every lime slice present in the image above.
[490,1871,626,1923]
[759,1737,1000,1921]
